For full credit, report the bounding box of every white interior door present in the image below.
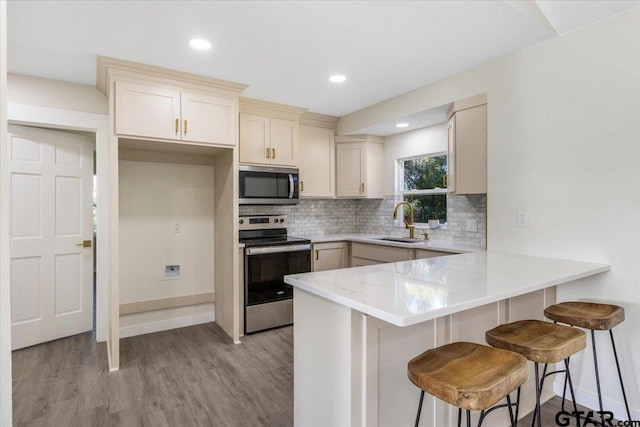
[9,125,94,350]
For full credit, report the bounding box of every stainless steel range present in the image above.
[240,214,311,334]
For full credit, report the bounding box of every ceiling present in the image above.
[7,1,639,129]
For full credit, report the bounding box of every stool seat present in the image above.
[407,342,527,411]
[486,320,586,364]
[544,301,624,330]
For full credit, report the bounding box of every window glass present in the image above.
[398,154,447,225]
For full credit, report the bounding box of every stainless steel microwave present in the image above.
[239,165,299,205]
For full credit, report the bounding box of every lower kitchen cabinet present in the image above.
[312,242,348,272]
[351,242,413,266]
[415,249,455,259]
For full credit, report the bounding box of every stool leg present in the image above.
[564,358,580,427]
[514,386,521,423]
[591,330,605,426]
[466,410,471,427]
[534,363,542,427]
[414,390,425,427]
[506,393,515,427]
[457,407,462,427]
[610,330,632,421]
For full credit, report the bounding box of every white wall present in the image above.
[118,160,215,334]
[339,8,640,419]
[0,1,12,424]
[383,124,447,195]
[7,73,107,115]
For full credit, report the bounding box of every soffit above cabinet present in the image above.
[300,112,339,130]
[239,97,307,122]
[97,56,248,98]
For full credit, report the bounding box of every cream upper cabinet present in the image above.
[239,113,298,167]
[180,92,236,145]
[115,80,237,146]
[299,126,335,198]
[115,81,181,140]
[335,136,384,198]
[447,94,487,194]
[312,242,348,272]
[239,113,270,164]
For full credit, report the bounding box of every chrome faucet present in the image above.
[393,201,415,239]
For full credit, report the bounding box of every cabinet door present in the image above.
[115,81,181,140]
[447,115,456,193]
[336,143,365,197]
[313,242,348,272]
[181,92,237,145]
[270,118,298,167]
[299,126,335,198]
[239,113,271,164]
[454,105,487,194]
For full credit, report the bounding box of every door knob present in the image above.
[76,240,92,248]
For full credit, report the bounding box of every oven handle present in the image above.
[288,174,295,199]
[246,244,311,255]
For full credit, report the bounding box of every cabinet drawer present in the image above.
[351,243,413,263]
[415,249,454,259]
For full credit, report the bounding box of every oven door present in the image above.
[239,165,299,205]
[244,244,311,306]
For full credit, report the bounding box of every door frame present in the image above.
[6,103,111,346]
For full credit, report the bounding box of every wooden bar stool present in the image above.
[407,342,527,427]
[544,302,631,423]
[485,320,586,427]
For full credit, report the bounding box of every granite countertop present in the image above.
[284,251,610,327]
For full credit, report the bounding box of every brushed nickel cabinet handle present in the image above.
[184,119,188,135]
[266,148,271,159]
[272,148,276,159]
[301,181,304,192]
[175,118,179,134]
[360,182,365,193]
[315,250,319,261]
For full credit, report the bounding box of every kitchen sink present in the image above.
[372,236,424,243]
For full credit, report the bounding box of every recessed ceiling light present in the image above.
[189,39,212,50]
[396,123,410,128]
[329,75,346,83]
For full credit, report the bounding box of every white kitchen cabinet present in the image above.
[299,126,335,198]
[239,113,298,167]
[351,242,413,266]
[115,80,237,146]
[335,135,384,198]
[312,242,348,272]
[447,93,487,194]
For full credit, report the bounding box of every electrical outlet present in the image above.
[517,212,529,227]
[173,223,182,233]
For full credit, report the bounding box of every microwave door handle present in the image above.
[289,174,294,199]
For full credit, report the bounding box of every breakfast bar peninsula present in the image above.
[284,251,610,427]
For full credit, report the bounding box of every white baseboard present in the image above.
[120,311,215,339]
[553,380,638,422]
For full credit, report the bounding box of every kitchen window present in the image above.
[397,153,447,226]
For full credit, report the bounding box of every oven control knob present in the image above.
[280,218,285,223]
[239,219,244,224]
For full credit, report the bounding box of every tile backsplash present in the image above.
[239,194,486,248]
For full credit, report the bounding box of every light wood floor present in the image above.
[13,323,605,426]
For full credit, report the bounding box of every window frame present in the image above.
[395,152,448,229]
